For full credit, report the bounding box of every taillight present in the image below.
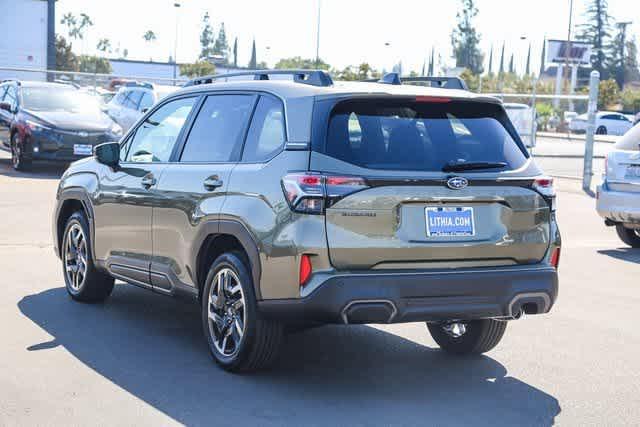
[282,173,368,214]
[532,176,556,211]
[299,254,312,286]
[550,247,561,269]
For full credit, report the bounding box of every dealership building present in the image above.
[0,0,55,81]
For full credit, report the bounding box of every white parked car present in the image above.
[105,82,177,132]
[597,123,640,247]
[504,103,536,147]
[569,111,634,136]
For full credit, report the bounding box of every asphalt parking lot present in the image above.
[1,151,640,426]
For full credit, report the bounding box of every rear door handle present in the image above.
[203,176,223,191]
[141,174,156,189]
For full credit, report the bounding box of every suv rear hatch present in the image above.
[306,96,553,270]
[606,124,640,193]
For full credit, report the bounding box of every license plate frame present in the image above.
[425,206,475,237]
[73,144,93,156]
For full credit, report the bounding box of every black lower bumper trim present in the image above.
[258,266,558,324]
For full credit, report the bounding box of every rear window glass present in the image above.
[317,99,528,172]
[615,123,640,151]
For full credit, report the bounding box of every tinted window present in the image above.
[21,86,99,113]
[114,90,127,105]
[242,96,285,162]
[0,84,7,102]
[318,99,528,172]
[5,86,18,110]
[125,97,196,163]
[139,92,154,111]
[123,90,143,110]
[180,95,254,163]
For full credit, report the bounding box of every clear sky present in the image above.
[56,0,640,74]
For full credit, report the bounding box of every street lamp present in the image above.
[173,2,181,82]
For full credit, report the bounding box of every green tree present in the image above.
[199,13,215,59]
[55,35,78,71]
[499,42,505,75]
[428,47,435,75]
[607,24,640,88]
[60,13,77,43]
[598,78,620,109]
[525,43,531,75]
[275,56,330,70]
[578,0,612,77]
[450,0,484,74]
[232,37,238,67]
[248,39,257,69]
[180,60,216,78]
[213,22,229,60]
[77,55,111,74]
[508,53,515,74]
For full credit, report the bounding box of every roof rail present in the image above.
[184,69,333,87]
[373,73,469,90]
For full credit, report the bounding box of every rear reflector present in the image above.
[550,247,561,269]
[299,254,312,286]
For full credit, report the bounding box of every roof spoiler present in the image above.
[184,69,333,88]
[373,73,469,90]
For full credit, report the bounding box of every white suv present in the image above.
[105,83,177,132]
[597,123,640,246]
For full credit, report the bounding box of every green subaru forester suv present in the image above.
[53,70,560,372]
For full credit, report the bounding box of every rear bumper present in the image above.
[596,183,640,224]
[258,265,558,324]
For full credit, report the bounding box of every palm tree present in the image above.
[143,30,157,61]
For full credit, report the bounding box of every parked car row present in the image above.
[0,80,123,170]
[569,111,634,136]
[0,79,176,171]
[597,122,640,247]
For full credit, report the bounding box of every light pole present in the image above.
[315,0,321,67]
[173,2,181,82]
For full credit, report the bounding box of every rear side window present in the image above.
[242,96,285,162]
[123,90,142,110]
[180,94,254,163]
[316,98,528,172]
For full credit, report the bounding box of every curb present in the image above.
[532,154,605,159]
[536,132,617,144]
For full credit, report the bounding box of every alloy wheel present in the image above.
[207,267,246,357]
[64,223,88,291]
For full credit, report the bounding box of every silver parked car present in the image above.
[105,82,176,132]
[597,123,640,246]
[52,70,560,372]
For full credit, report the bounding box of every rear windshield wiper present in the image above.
[442,161,507,172]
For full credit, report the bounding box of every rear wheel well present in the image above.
[57,199,87,255]
[196,234,249,299]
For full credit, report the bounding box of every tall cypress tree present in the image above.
[428,47,435,75]
[199,12,215,59]
[450,0,484,74]
[509,54,515,74]
[525,43,531,75]
[232,37,238,67]
[499,42,505,75]
[248,39,257,69]
[539,37,547,76]
[488,45,493,74]
[577,0,612,77]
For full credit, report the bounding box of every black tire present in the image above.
[596,125,607,135]
[616,224,640,248]
[62,211,114,302]
[10,133,32,171]
[427,319,507,355]
[201,252,283,372]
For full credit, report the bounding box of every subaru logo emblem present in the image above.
[447,177,468,190]
[78,131,89,138]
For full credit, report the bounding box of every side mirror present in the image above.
[0,102,12,113]
[94,141,120,169]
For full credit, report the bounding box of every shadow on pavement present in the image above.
[18,285,561,426]
[0,150,67,180]
[598,248,640,264]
